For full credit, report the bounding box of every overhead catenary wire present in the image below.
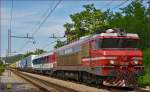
[30,0,62,51]
[16,40,31,52]
[42,40,58,50]
[17,0,62,52]
[41,0,131,52]
[31,0,62,37]
[17,1,55,52]
[112,0,129,10]
[17,0,133,54]
[28,0,55,35]
[40,31,66,51]
[100,0,114,10]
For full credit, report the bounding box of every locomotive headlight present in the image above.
[134,60,139,64]
[110,60,115,64]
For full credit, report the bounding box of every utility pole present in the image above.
[8,30,34,57]
[49,34,65,39]
[0,0,1,84]
[8,29,11,57]
[148,0,150,48]
[0,0,2,61]
[11,34,33,39]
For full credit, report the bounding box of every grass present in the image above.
[0,64,5,76]
[138,48,150,87]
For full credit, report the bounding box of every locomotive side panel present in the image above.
[57,52,82,65]
[57,44,84,65]
[57,41,90,66]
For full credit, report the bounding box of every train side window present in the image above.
[92,40,96,50]
[92,39,102,50]
[96,39,102,49]
[73,45,81,53]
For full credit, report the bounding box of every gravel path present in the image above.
[0,70,42,92]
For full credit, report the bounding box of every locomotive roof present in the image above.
[95,33,139,38]
[55,32,139,51]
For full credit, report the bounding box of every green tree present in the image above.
[105,1,148,49]
[34,49,46,55]
[64,4,108,41]
[23,49,46,57]
[54,40,64,48]
[0,59,5,75]
[63,23,75,42]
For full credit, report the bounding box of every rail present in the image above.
[10,69,104,92]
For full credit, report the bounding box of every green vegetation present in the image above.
[23,49,46,57]
[4,49,46,64]
[54,40,65,48]
[55,0,150,87]
[138,49,150,87]
[0,60,5,76]
[59,1,149,49]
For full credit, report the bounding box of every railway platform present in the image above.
[0,70,42,92]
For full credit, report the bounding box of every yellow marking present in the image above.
[6,83,12,89]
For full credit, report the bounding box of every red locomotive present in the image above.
[53,28,144,87]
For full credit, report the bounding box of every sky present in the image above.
[1,0,149,57]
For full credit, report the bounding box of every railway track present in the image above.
[10,69,149,92]
[10,69,106,92]
[11,69,76,92]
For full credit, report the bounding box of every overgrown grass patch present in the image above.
[0,64,5,76]
[138,49,150,87]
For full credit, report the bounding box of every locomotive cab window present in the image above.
[92,39,102,50]
[92,38,139,49]
[101,38,139,48]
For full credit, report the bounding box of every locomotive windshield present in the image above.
[96,38,139,49]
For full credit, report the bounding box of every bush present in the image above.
[0,64,5,76]
[143,49,150,69]
[138,49,150,87]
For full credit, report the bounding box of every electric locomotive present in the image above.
[54,28,144,87]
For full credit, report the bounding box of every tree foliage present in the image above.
[54,40,64,48]
[105,1,148,49]
[62,1,149,49]
[64,4,108,41]
[23,49,46,57]
[3,49,46,64]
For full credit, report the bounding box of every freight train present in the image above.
[11,29,144,88]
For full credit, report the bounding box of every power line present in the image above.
[8,0,13,57]
[17,0,58,52]
[31,0,62,37]
[42,40,58,50]
[0,0,1,60]
[112,0,129,10]
[17,40,31,52]
[29,0,55,35]
[49,33,65,39]
[18,0,62,53]
[100,0,114,10]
